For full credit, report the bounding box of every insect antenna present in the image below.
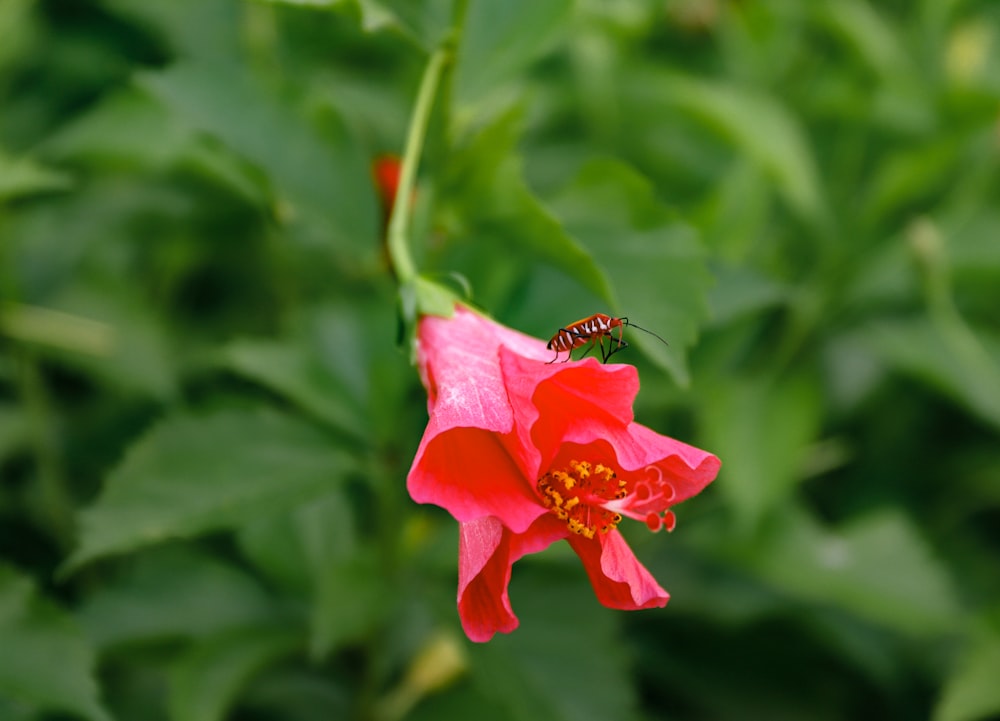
[620,318,670,347]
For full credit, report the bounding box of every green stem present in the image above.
[387,43,453,285]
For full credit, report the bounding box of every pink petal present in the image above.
[458,517,517,642]
[610,422,721,504]
[410,308,555,532]
[568,530,669,610]
[458,515,569,642]
[500,348,639,475]
[407,427,546,534]
[510,513,570,559]
[417,310,515,435]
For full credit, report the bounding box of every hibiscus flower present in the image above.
[407,306,720,642]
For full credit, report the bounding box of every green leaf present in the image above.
[356,0,453,48]
[408,682,509,721]
[249,0,438,45]
[102,0,242,62]
[65,407,353,570]
[252,0,343,6]
[934,633,1000,721]
[0,697,33,721]
[237,512,312,594]
[169,627,301,721]
[0,403,28,464]
[220,301,412,444]
[466,564,639,721]
[237,669,353,721]
[0,566,111,721]
[0,148,72,201]
[701,370,822,531]
[454,0,573,107]
[862,138,963,226]
[751,509,961,636]
[42,87,191,169]
[140,60,378,255]
[948,211,1000,276]
[0,302,116,358]
[645,70,827,226]
[439,107,613,306]
[860,319,1000,433]
[696,159,773,262]
[77,547,280,649]
[238,494,390,659]
[0,0,34,73]
[47,87,266,203]
[814,0,914,82]
[296,495,388,658]
[705,263,788,327]
[219,338,363,438]
[548,159,715,385]
[34,281,177,400]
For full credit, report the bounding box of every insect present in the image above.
[546,313,669,363]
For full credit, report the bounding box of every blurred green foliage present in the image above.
[2,0,1000,720]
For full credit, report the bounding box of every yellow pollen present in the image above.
[536,459,627,539]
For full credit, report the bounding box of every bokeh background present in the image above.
[2,1,1000,720]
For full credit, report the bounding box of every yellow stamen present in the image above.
[536,459,627,539]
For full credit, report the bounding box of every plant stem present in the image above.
[387,43,453,285]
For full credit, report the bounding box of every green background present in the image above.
[2,1,999,719]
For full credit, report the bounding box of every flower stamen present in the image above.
[538,460,681,538]
[537,460,626,540]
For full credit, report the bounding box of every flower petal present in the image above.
[410,308,555,532]
[417,310,516,435]
[408,428,545,533]
[458,517,517,642]
[458,514,568,642]
[500,348,639,476]
[568,530,669,610]
[606,422,721,504]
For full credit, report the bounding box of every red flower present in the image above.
[407,306,720,642]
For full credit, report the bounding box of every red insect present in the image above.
[546,313,668,363]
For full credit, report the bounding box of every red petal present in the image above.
[510,513,569,558]
[458,517,517,642]
[567,530,669,610]
[458,515,568,642]
[501,349,638,473]
[611,422,721,504]
[408,427,545,533]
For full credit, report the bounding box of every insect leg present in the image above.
[604,338,629,361]
[598,334,610,362]
[578,337,599,361]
